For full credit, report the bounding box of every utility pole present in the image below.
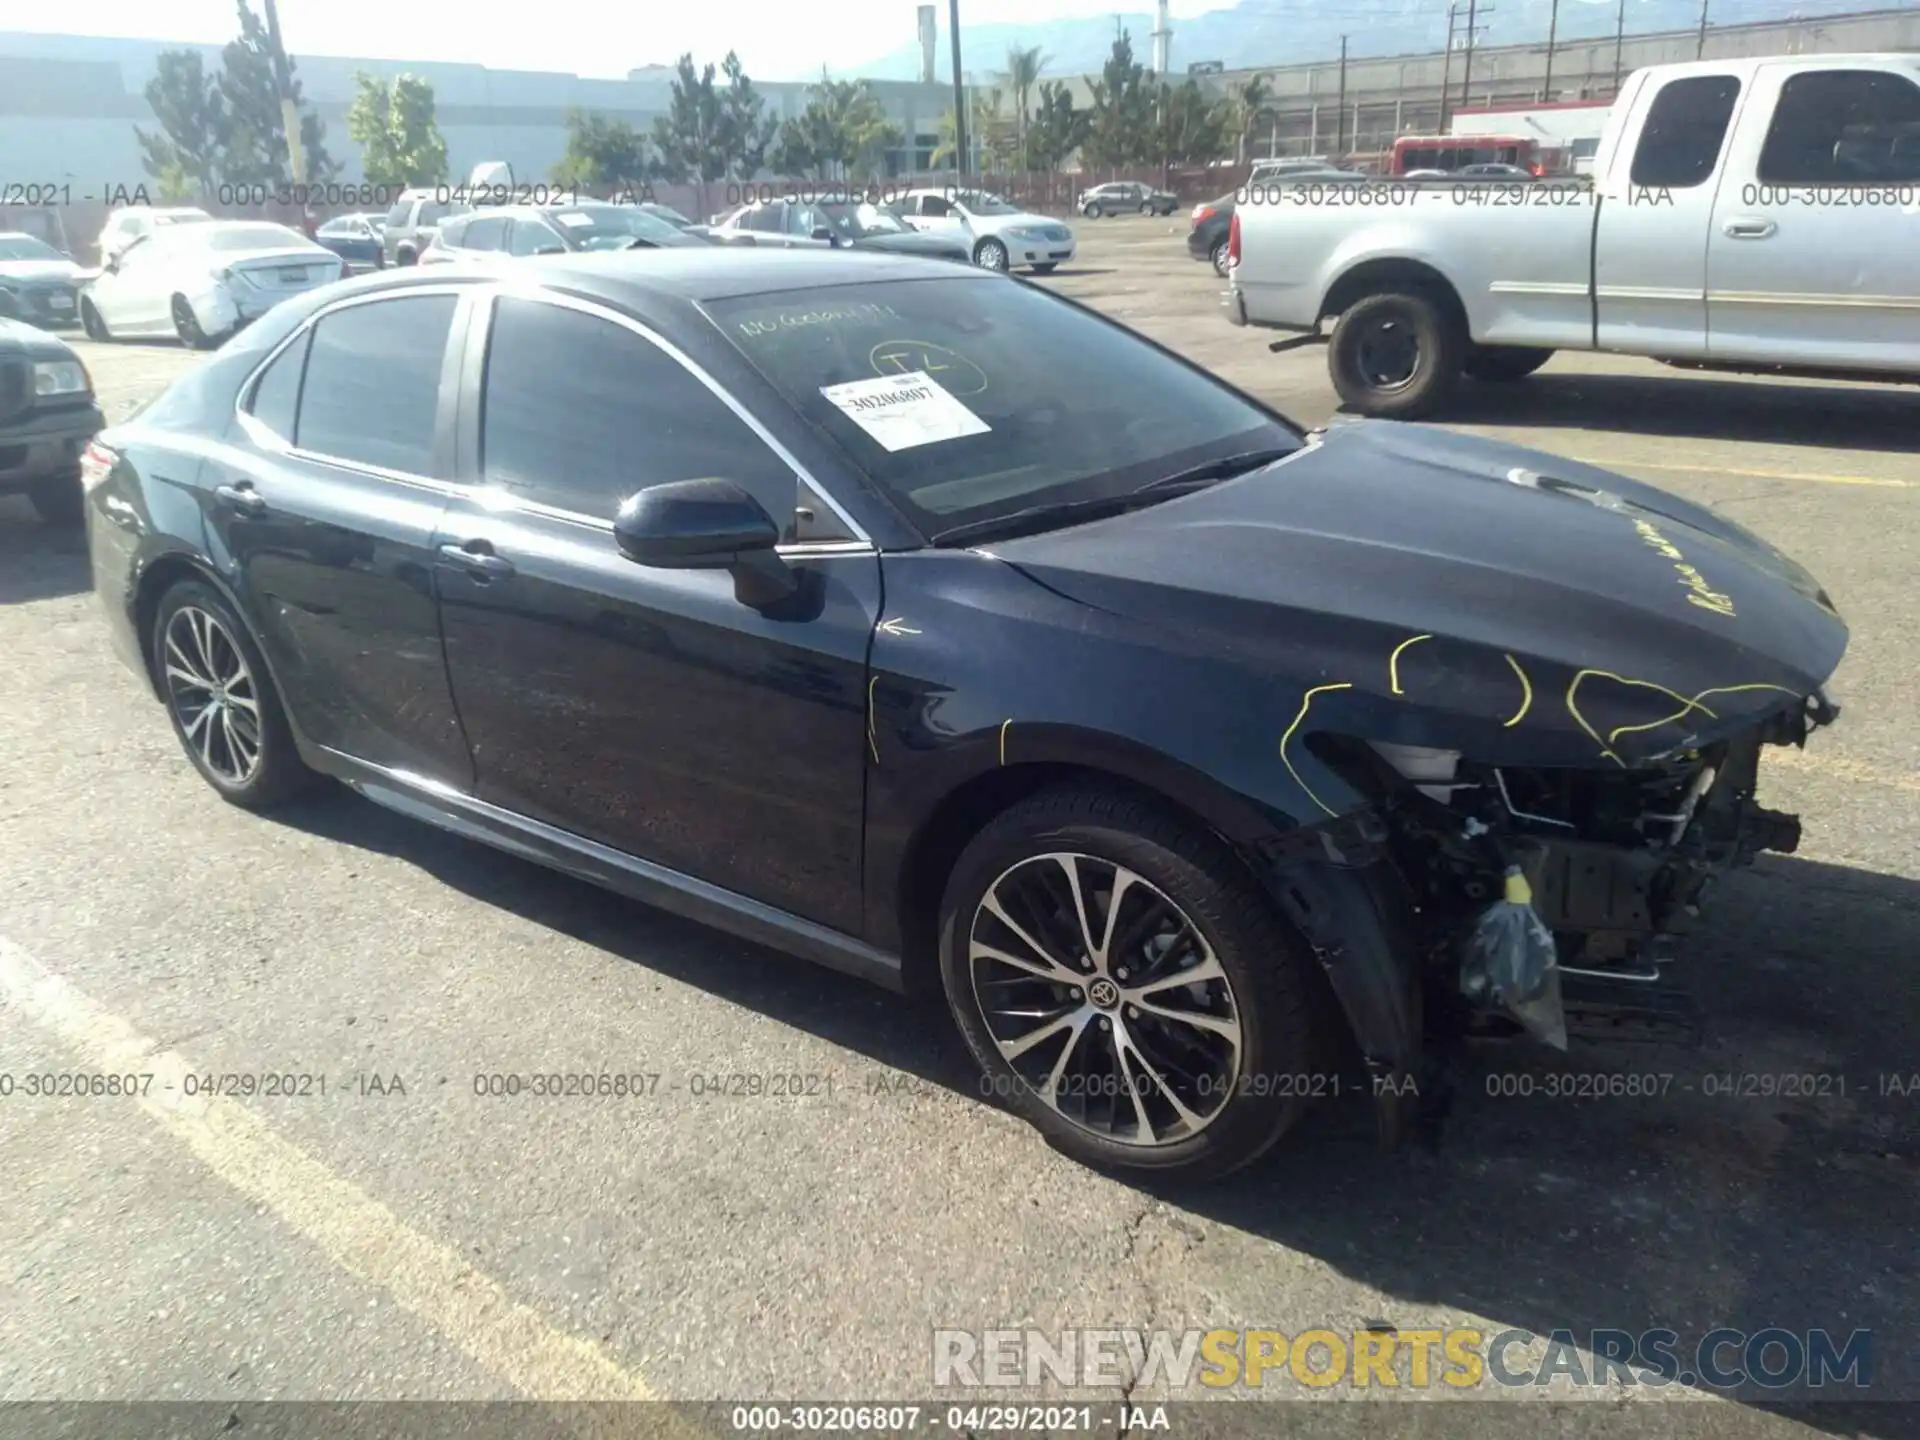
[1612,0,1626,95]
[1543,0,1559,102]
[949,0,968,181]
[1695,0,1709,58]
[1440,3,1456,134]
[258,0,306,185]
[1336,36,1348,156]
[1461,0,1491,114]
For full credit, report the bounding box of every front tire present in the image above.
[151,580,319,811]
[1327,289,1465,420]
[80,297,110,341]
[1085,202,1105,219]
[973,237,1009,272]
[1139,201,1153,215]
[28,474,83,527]
[1463,345,1554,382]
[938,786,1319,1180]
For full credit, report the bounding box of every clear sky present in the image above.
[6,0,1226,80]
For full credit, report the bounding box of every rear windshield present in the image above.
[708,278,1297,538]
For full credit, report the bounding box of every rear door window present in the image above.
[1630,75,1741,188]
[1757,69,1920,184]
[294,295,459,475]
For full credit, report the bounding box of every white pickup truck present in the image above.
[1226,53,1920,417]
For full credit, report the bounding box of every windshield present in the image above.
[711,279,1299,539]
[954,192,1020,215]
[814,202,912,238]
[198,224,312,251]
[547,205,686,249]
[0,234,63,261]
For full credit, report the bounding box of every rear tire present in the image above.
[1085,202,1105,219]
[1327,289,1465,420]
[150,580,321,811]
[938,785,1320,1180]
[1463,345,1554,382]
[1209,237,1229,277]
[80,297,110,341]
[28,474,83,527]
[1139,201,1153,215]
[171,294,215,351]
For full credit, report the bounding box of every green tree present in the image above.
[215,0,335,185]
[135,50,226,196]
[1159,79,1230,167]
[1023,80,1086,170]
[1082,33,1157,168]
[651,54,728,215]
[346,73,448,187]
[550,110,652,190]
[932,87,1013,172]
[1228,72,1274,165]
[770,75,901,179]
[1001,45,1047,171]
[717,52,776,180]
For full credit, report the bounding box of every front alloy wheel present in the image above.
[974,237,1009,271]
[171,294,213,350]
[970,853,1243,1146]
[939,786,1319,1179]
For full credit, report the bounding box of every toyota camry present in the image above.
[83,251,1846,1178]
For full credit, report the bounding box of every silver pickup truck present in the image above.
[1227,53,1920,417]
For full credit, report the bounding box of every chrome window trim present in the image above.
[232,281,486,488]
[477,282,873,546]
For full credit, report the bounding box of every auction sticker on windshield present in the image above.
[820,371,990,452]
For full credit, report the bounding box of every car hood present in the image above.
[0,259,83,283]
[857,231,971,257]
[964,210,1060,235]
[0,316,79,359]
[990,421,1847,766]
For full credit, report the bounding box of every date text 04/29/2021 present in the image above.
[726,1405,1168,1433]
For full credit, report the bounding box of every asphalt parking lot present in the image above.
[1,217,1915,1435]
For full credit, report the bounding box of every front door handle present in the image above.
[214,481,266,514]
[1723,217,1778,239]
[437,540,515,579]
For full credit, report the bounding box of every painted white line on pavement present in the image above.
[0,935,662,1405]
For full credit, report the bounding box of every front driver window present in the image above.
[479,298,798,527]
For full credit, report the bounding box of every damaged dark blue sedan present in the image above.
[82,250,1845,1178]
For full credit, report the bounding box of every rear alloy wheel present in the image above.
[1463,345,1555,382]
[939,787,1318,1179]
[1085,202,1105,219]
[974,237,1010,271]
[171,294,215,351]
[1327,289,1465,420]
[1209,237,1229,277]
[80,298,110,341]
[152,581,318,810]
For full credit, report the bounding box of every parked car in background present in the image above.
[1230,52,1920,418]
[80,221,344,349]
[422,202,710,264]
[1455,162,1537,178]
[381,190,472,266]
[0,317,101,524]
[1079,181,1180,217]
[1186,194,1235,277]
[0,232,87,328]
[894,189,1076,272]
[313,213,386,272]
[96,206,212,266]
[1246,158,1347,184]
[706,199,971,262]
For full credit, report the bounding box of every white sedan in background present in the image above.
[79,221,345,349]
[892,189,1076,273]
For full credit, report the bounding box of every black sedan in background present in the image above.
[0,231,87,328]
[707,199,970,262]
[424,202,708,262]
[312,213,387,271]
[83,251,1844,1179]
[1187,193,1234,277]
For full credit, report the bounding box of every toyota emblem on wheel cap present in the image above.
[1087,978,1121,1010]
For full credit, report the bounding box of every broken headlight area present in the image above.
[1317,701,1830,1051]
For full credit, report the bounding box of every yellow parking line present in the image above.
[0,936,676,1411]
[1560,458,1915,489]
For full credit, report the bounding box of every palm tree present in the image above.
[1230,72,1274,165]
[1002,46,1047,170]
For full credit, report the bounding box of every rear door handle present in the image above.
[214,481,267,514]
[437,540,515,579]
[1723,218,1778,239]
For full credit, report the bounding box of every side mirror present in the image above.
[810,226,835,243]
[534,244,566,256]
[102,254,120,274]
[614,477,798,609]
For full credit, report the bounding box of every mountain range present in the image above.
[841,0,1890,82]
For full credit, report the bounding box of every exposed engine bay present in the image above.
[1354,688,1839,1054]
